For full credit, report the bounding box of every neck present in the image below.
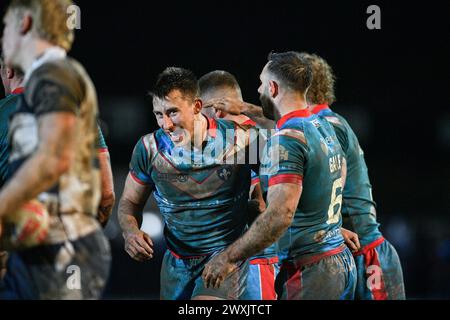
[277,92,308,118]
[8,79,24,95]
[19,39,57,74]
[3,78,23,96]
[307,103,317,112]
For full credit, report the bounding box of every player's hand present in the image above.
[202,252,238,289]
[341,227,360,252]
[203,97,246,116]
[97,203,114,228]
[123,230,154,261]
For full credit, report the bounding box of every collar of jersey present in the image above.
[10,87,25,95]
[206,115,217,139]
[276,108,312,129]
[311,104,330,114]
[24,46,67,85]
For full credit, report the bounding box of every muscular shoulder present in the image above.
[27,58,85,99]
[325,112,358,154]
[137,132,158,161]
[25,58,92,116]
[274,127,307,146]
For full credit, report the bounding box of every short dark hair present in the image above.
[198,70,241,95]
[150,67,199,101]
[266,51,313,94]
[298,52,336,105]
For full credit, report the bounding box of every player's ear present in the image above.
[269,80,278,98]
[193,98,202,114]
[20,13,33,35]
[7,67,15,80]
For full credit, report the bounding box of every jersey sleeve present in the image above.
[129,136,154,188]
[266,133,306,187]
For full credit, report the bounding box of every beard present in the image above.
[259,93,277,120]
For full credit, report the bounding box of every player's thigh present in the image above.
[160,250,198,300]
[376,240,406,299]
[192,258,248,300]
[242,263,279,300]
[71,230,112,299]
[276,249,356,300]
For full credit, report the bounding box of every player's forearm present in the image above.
[98,193,115,227]
[98,152,115,227]
[223,206,293,264]
[0,150,70,218]
[118,197,144,234]
[242,103,275,129]
[0,251,7,280]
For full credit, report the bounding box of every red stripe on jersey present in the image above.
[282,263,302,300]
[11,87,25,95]
[276,109,312,129]
[260,264,277,300]
[251,177,260,186]
[207,116,217,138]
[310,104,330,114]
[353,237,385,256]
[130,172,148,185]
[249,256,279,265]
[242,119,257,127]
[169,249,207,260]
[269,174,303,186]
[293,244,346,268]
[98,147,108,153]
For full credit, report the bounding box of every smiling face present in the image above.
[153,89,202,146]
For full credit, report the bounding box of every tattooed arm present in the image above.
[202,182,302,288]
[0,113,76,218]
[97,150,115,227]
[203,97,275,129]
[118,173,154,261]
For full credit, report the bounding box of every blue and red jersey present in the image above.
[259,108,346,261]
[312,104,382,246]
[130,117,255,256]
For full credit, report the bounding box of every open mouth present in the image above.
[167,131,184,143]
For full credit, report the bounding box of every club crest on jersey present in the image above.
[217,166,232,181]
[310,119,321,128]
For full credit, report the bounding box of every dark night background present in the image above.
[1,0,449,299]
